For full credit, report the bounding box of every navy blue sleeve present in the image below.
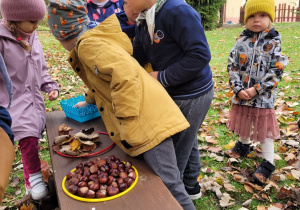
[133,26,148,67]
[0,106,14,144]
[157,5,211,87]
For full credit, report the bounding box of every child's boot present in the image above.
[0,128,15,203]
[225,141,250,158]
[28,171,48,200]
[253,159,275,185]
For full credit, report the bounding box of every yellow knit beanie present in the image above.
[244,0,275,23]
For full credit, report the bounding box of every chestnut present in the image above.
[66,171,75,179]
[88,181,95,188]
[84,166,90,171]
[119,182,127,192]
[76,162,83,169]
[119,171,128,179]
[68,185,78,195]
[78,186,89,197]
[107,155,115,162]
[96,159,107,168]
[109,161,118,169]
[125,161,132,169]
[98,174,108,184]
[89,182,100,191]
[96,189,107,198]
[93,157,101,164]
[118,162,125,168]
[128,171,136,180]
[123,177,133,187]
[126,167,134,173]
[115,158,121,165]
[72,173,82,180]
[100,184,108,191]
[107,176,114,185]
[68,178,79,186]
[107,186,119,196]
[78,181,88,188]
[80,175,89,182]
[89,174,98,182]
[90,165,99,174]
[117,178,124,184]
[75,168,83,175]
[84,160,94,167]
[100,164,110,172]
[83,169,91,177]
[111,181,118,188]
[110,168,119,177]
[86,189,95,198]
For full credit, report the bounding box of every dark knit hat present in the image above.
[0,0,46,21]
[47,0,89,41]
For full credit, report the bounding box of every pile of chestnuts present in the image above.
[66,155,136,198]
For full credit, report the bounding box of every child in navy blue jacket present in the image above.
[87,0,124,23]
[116,1,139,39]
[128,0,214,200]
[0,53,15,204]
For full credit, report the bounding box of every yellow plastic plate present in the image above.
[62,165,138,202]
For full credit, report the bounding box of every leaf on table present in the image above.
[207,146,222,153]
[52,144,61,152]
[219,193,235,207]
[58,124,73,135]
[81,143,97,152]
[80,140,95,146]
[74,131,99,140]
[10,177,20,188]
[59,145,80,156]
[54,135,70,145]
[76,152,90,157]
[70,138,81,151]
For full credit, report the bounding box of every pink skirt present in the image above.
[227,104,280,142]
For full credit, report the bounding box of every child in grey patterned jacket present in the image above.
[225,0,289,185]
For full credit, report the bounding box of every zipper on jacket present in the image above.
[248,33,260,88]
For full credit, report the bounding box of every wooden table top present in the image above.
[46,111,182,210]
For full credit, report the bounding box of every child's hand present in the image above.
[149,71,158,80]
[237,90,251,100]
[288,120,300,132]
[49,90,59,101]
[245,87,257,98]
[73,101,88,108]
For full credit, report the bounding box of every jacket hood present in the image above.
[77,14,132,55]
[240,27,281,40]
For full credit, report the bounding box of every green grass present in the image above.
[2,22,300,209]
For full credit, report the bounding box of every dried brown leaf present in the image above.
[207,146,222,153]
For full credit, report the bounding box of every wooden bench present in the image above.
[46,111,182,210]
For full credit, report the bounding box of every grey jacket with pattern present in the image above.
[227,27,289,108]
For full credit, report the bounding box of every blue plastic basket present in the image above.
[60,95,100,123]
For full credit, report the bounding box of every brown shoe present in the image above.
[225,141,250,158]
[253,159,275,185]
